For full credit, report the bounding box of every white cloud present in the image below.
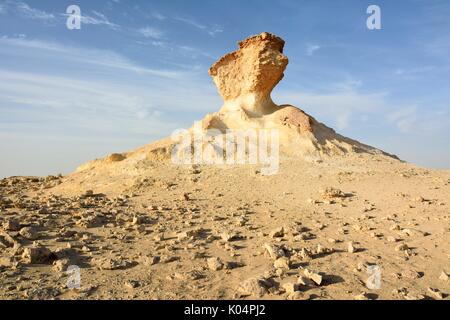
[10,1,55,21]
[152,12,166,21]
[387,105,450,134]
[79,11,120,29]
[0,38,221,136]
[174,17,223,36]
[276,83,386,130]
[306,44,321,56]
[174,17,205,30]
[177,45,216,60]
[138,27,164,39]
[0,70,167,126]
[0,37,182,78]
[387,105,418,132]
[277,85,450,137]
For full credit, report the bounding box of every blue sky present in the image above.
[0,0,449,177]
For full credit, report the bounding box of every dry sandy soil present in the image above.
[1,32,449,300]
[0,155,449,300]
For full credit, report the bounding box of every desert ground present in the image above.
[1,32,449,300]
[0,156,449,300]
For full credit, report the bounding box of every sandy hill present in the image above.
[57,32,398,195]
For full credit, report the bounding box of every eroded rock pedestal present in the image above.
[198,32,381,159]
[208,32,288,116]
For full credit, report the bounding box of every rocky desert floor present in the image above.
[1,155,449,300]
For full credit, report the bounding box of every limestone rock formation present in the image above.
[197,32,389,159]
[75,32,395,174]
[208,32,288,116]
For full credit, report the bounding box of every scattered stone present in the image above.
[415,196,426,203]
[131,216,144,226]
[153,233,165,241]
[298,247,313,260]
[141,256,159,266]
[19,226,39,240]
[307,198,319,205]
[427,287,444,300]
[124,280,141,289]
[22,246,54,264]
[282,282,299,294]
[387,236,398,242]
[176,270,204,281]
[52,258,71,272]
[178,229,202,241]
[160,255,180,264]
[404,293,425,300]
[273,257,291,270]
[287,291,305,300]
[395,243,409,251]
[354,292,373,300]
[3,219,20,231]
[92,257,131,270]
[316,244,333,254]
[348,241,356,253]
[390,224,401,231]
[182,193,191,201]
[321,187,346,199]
[401,228,429,237]
[237,277,272,297]
[303,269,322,286]
[263,243,286,260]
[0,256,15,268]
[275,268,284,277]
[439,271,449,282]
[402,269,422,279]
[269,227,284,238]
[220,231,237,242]
[207,257,224,271]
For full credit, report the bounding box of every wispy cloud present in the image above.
[306,44,321,56]
[177,45,216,60]
[173,16,223,36]
[394,66,435,77]
[78,10,120,29]
[138,26,164,39]
[152,12,166,21]
[0,37,221,131]
[387,105,450,134]
[6,1,55,21]
[277,88,387,130]
[0,36,182,78]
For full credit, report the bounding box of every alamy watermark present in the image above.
[66,5,81,30]
[366,265,382,290]
[66,265,81,289]
[65,4,382,31]
[171,123,280,175]
[367,5,382,30]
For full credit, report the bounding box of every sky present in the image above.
[0,0,449,178]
